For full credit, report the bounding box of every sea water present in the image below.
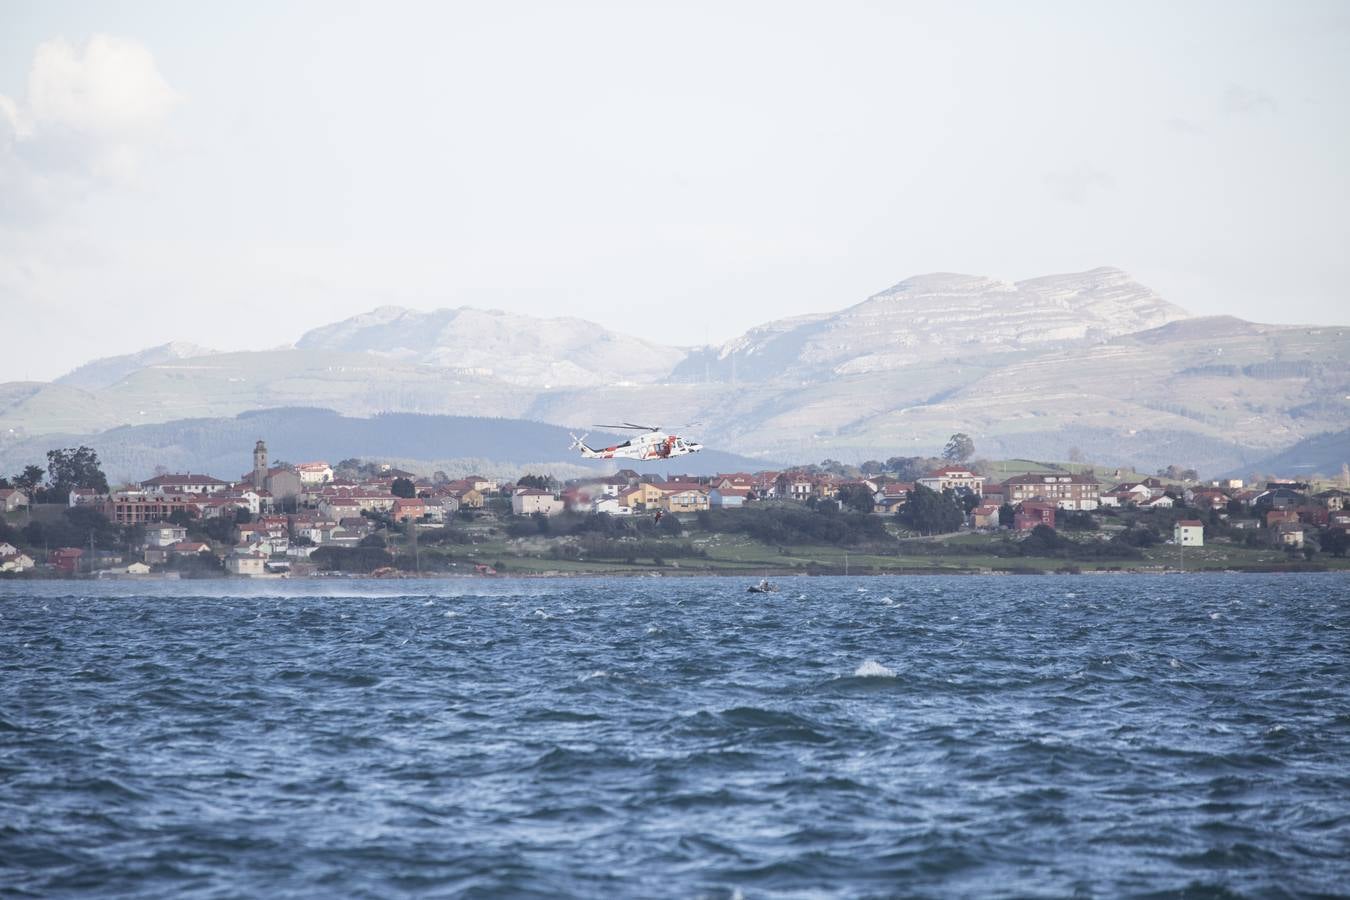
[1,574,1347,897]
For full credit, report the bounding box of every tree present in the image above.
[1021,524,1063,556]
[391,477,416,499]
[1322,528,1349,558]
[900,484,964,534]
[859,460,884,476]
[942,433,975,464]
[45,447,108,503]
[835,483,875,514]
[13,465,44,495]
[517,474,551,491]
[998,503,1016,528]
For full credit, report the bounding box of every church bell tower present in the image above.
[252,440,268,490]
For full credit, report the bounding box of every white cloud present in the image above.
[1222,84,1278,116]
[1043,165,1116,205]
[0,35,179,221]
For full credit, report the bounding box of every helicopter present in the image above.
[569,423,704,461]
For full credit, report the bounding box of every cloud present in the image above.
[0,35,178,223]
[1042,165,1116,204]
[1164,116,1206,136]
[1222,84,1277,116]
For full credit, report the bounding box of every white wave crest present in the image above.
[854,659,896,678]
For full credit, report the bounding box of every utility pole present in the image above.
[410,521,420,574]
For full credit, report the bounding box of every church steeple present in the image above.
[252,439,267,490]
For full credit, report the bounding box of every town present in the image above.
[1,435,1348,578]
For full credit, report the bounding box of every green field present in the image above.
[415,520,1347,577]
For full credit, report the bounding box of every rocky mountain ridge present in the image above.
[3,267,1344,477]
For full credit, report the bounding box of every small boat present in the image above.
[747,578,779,594]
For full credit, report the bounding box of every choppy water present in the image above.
[2,575,1348,898]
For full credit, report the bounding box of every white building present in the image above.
[512,489,563,516]
[592,497,631,516]
[143,525,188,549]
[1173,520,1204,546]
[226,552,268,576]
[140,473,231,496]
[295,462,334,486]
[916,466,986,496]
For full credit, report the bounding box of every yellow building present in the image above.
[620,483,667,510]
[662,488,710,513]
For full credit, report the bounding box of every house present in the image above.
[917,466,985,497]
[1002,473,1100,510]
[125,562,152,575]
[873,482,913,505]
[48,547,85,574]
[875,496,907,516]
[709,487,750,509]
[452,488,485,509]
[67,487,104,507]
[662,487,710,513]
[1297,506,1329,528]
[970,504,1001,528]
[1274,522,1305,549]
[1107,482,1154,505]
[752,472,781,499]
[1014,501,1056,531]
[295,462,334,486]
[592,497,631,516]
[776,472,816,502]
[319,497,363,519]
[0,549,35,572]
[1315,489,1348,511]
[1139,494,1175,510]
[143,525,188,549]
[979,484,1006,507]
[463,475,497,495]
[169,541,212,556]
[98,492,201,525]
[1173,520,1204,547]
[226,551,268,576]
[711,473,755,492]
[140,473,230,496]
[511,489,563,517]
[0,488,28,512]
[1265,508,1299,528]
[1185,488,1230,511]
[620,482,667,511]
[390,498,427,523]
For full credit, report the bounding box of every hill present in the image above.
[2,267,1346,477]
[1222,428,1350,480]
[296,306,685,387]
[0,408,775,483]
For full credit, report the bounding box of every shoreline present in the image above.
[4,564,1345,582]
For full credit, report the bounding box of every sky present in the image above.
[2,0,1348,381]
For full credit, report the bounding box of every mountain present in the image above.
[54,341,219,391]
[295,306,685,387]
[671,267,1188,382]
[0,408,775,483]
[1222,428,1350,480]
[2,268,1345,477]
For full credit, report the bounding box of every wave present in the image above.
[854,659,896,678]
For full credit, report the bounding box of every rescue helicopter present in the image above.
[569,423,704,461]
